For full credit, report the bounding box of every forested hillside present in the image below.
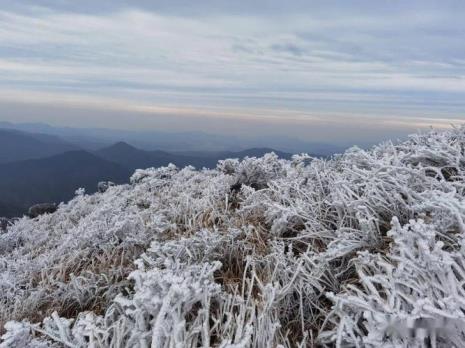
[1,128,465,347]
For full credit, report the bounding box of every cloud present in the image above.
[0,2,463,142]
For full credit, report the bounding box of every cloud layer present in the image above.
[0,1,464,142]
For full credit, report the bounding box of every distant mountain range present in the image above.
[95,141,292,172]
[0,128,78,163]
[0,121,347,155]
[95,142,199,170]
[0,127,294,217]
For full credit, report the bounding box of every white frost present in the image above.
[2,127,465,347]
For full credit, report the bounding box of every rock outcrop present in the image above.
[27,203,57,218]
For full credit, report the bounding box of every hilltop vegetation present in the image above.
[1,128,465,347]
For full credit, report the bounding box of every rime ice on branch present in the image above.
[1,127,465,347]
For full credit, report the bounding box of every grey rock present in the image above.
[28,203,57,218]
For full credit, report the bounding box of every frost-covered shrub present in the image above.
[2,127,465,347]
[220,153,286,191]
[320,218,465,347]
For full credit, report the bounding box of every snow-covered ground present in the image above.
[1,127,465,347]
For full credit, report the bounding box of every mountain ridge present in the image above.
[0,150,131,217]
[0,128,78,163]
[0,121,345,154]
[95,141,293,171]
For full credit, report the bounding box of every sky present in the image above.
[0,0,464,144]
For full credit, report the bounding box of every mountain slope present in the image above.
[2,128,465,346]
[95,142,293,171]
[0,128,78,163]
[95,141,194,169]
[0,150,131,217]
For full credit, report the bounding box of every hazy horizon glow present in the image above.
[0,1,464,143]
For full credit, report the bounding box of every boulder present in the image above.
[28,203,57,219]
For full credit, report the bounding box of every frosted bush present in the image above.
[1,127,465,347]
[320,218,465,347]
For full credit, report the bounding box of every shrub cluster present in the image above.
[1,128,465,347]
